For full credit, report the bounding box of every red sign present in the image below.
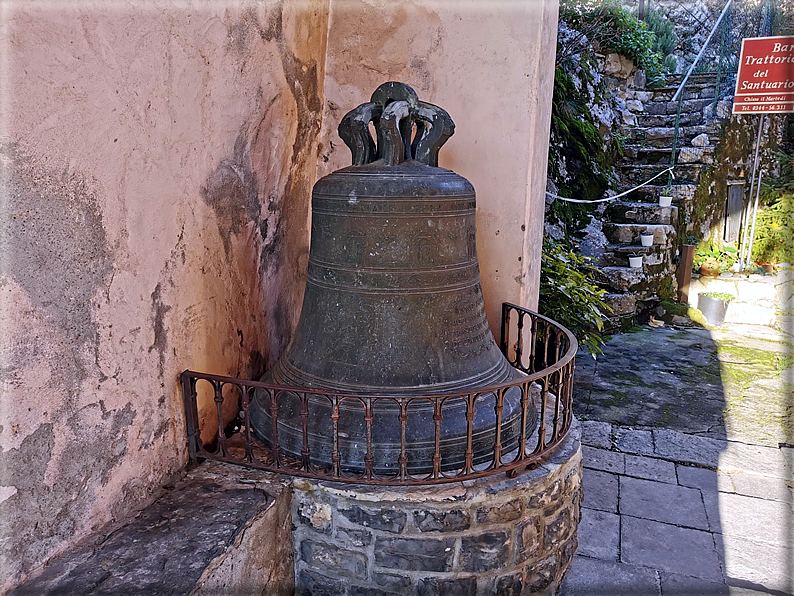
[733,36,794,114]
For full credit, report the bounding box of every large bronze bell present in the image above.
[250,82,537,474]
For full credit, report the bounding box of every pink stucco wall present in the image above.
[0,2,328,589]
[0,0,557,590]
[318,0,559,331]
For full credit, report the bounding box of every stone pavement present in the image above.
[560,323,794,595]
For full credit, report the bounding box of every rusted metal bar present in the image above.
[179,304,577,486]
[240,385,253,463]
[180,372,199,463]
[213,381,227,457]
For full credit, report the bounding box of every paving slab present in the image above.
[619,476,709,530]
[559,555,660,596]
[621,516,722,581]
[676,465,720,491]
[726,471,794,503]
[582,468,619,513]
[624,454,677,483]
[581,420,612,449]
[719,441,793,480]
[583,446,625,474]
[659,572,770,596]
[717,533,794,594]
[704,491,793,545]
[577,508,619,561]
[653,430,725,468]
[614,427,655,457]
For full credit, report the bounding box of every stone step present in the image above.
[599,244,671,267]
[649,86,716,103]
[615,184,697,204]
[627,123,721,147]
[622,145,715,165]
[635,112,703,128]
[594,264,673,296]
[603,293,638,316]
[604,202,678,225]
[602,223,676,246]
[619,163,706,185]
[643,98,713,116]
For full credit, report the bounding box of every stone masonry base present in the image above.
[292,421,583,595]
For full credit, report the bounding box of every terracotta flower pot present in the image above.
[699,258,720,277]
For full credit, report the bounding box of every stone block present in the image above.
[626,99,644,112]
[624,454,677,483]
[621,516,722,580]
[494,571,523,595]
[515,517,542,563]
[619,476,708,530]
[543,507,572,550]
[528,479,562,509]
[335,526,372,548]
[577,507,619,560]
[417,576,477,596]
[339,505,407,533]
[10,462,293,596]
[582,446,625,474]
[300,540,367,579]
[297,569,348,596]
[459,530,511,572]
[560,556,660,596]
[414,509,470,532]
[475,499,522,524]
[524,555,559,593]
[364,573,414,594]
[296,499,332,534]
[374,536,454,572]
[582,469,619,513]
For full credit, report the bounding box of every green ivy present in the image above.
[539,239,613,356]
[561,0,668,87]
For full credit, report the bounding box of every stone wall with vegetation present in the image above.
[291,426,582,595]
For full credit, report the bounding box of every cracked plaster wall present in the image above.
[0,1,328,589]
[318,0,560,331]
[0,0,559,591]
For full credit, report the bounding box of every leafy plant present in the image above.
[750,192,794,264]
[645,8,678,57]
[682,234,700,246]
[700,292,735,302]
[693,243,738,272]
[539,239,613,356]
[561,0,668,86]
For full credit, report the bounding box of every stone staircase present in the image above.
[596,74,726,322]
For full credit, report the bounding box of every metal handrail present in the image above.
[671,0,734,103]
[180,304,577,485]
[668,0,734,179]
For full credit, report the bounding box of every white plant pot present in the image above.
[659,195,673,207]
[629,256,643,268]
[640,234,654,247]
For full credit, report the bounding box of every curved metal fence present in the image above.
[180,303,577,485]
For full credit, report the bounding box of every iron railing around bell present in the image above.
[180,303,577,485]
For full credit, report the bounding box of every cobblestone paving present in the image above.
[561,323,794,595]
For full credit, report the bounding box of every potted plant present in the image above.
[658,185,673,207]
[697,291,735,325]
[628,253,643,268]
[640,232,654,247]
[693,243,738,277]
